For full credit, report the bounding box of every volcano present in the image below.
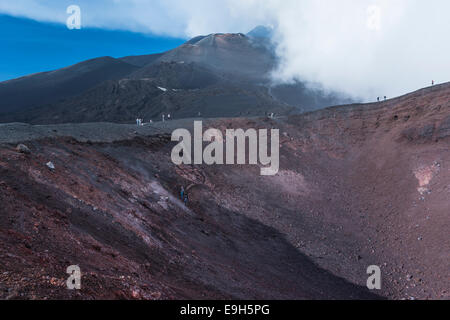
[0,21,448,301]
[0,30,352,125]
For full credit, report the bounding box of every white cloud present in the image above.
[1,0,449,100]
[268,0,450,99]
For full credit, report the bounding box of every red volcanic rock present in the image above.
[0,83,448,300]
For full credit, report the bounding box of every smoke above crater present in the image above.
[1,0,449,100]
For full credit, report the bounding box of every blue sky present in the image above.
[0,14,185,81]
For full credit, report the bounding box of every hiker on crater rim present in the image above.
[184,193,189,206]
[180,186,185,200]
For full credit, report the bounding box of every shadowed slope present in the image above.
[0,57,139,114]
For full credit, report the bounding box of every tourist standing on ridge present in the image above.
[180,186,185,200]
[184,193,189,206]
